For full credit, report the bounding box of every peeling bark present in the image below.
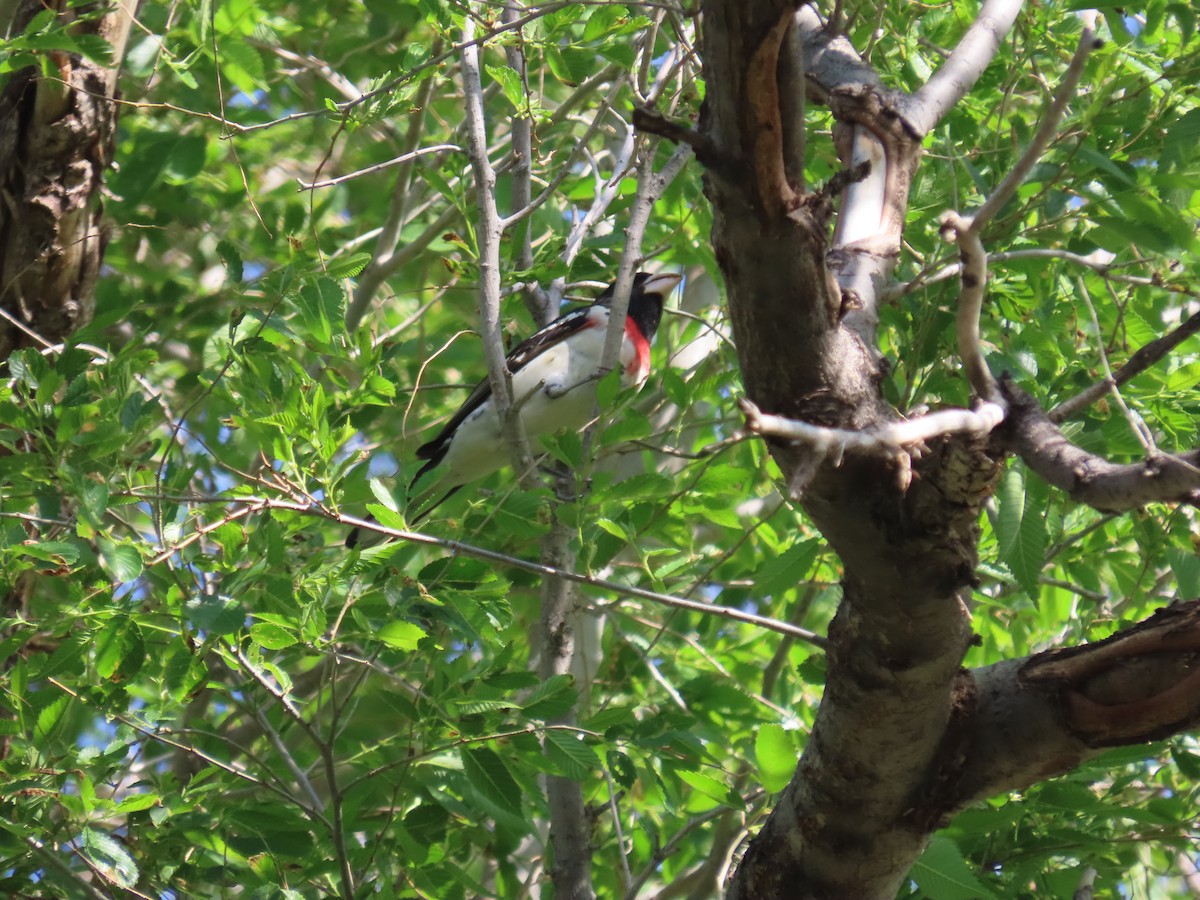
[0,0,135,357]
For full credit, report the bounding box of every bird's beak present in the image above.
[642,272,683,296]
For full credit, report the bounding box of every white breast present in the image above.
[438,313,613,485]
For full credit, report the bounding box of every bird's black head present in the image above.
[597,271,682,342]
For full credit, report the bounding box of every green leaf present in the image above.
[34,694,70,740]
[115,792,161,814]
[675,769,741,810]
[462,747,522,814]
[485,63,525,113]
[995,465,1024,557]
[755,724,796,793]
[755,541,818,598]
[293,277,345,346]
[94,615,146,681]
[326,252,372,279]
[1009,477,1048,596]
[492,490,548,538]
[219,40,266,94]
[544,731,596,780]
[81,827,139,888]
[909,835,999,900]
[249,623,298,650]
[186,595,246,636]
[522,674,578,720]
[1168,548,1200,597]
[97,536,143,583]
[607,750,637,788]
[377,619,426,650]
[217,239,244,283]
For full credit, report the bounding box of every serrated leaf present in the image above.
[492,491,547,538]
[82,827,139,888]
[607,750,637,788]
[165,643,207,702]
[35,694,70,740]
[97,536,143,583]
[217,239,243,283]
[293,277,344,346]
[1009,478,1047,596]
[596,517,631,541]
[249,623,298,650]
[995,466,1024,557]
[452,698,513,716]
[755,541,818,598]
[755,724,796,793]
[94,615,145,680]
[186,595,245,636]
[378,619,426,650]
[1171,746,1200,780]
[369,477,399,512]
[14,541,80,566]
[909,835,999,900]
[676,768,738,808]
[544,731,596,780]
[462,747,522,813]
[326,252,372,278]
[77,479,109,530]
[1168,548,1200,597]
[485,63,525,113]
[219,40,266,94]
[115,792,161,814]
[522,674,578,720]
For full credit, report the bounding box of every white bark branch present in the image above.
[460,13,538,486]
[901,0,1026,137]
[740,398,1005,454]
[297,143,459,190]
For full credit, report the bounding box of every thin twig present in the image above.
[460,14,538,486]
[1051,307,1200,423]
[298,143,459,190]
[973,15,1100,229]
[1074,276,1157,454]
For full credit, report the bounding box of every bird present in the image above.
[346,271,682,545]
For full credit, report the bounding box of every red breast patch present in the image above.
[624,317,651,383]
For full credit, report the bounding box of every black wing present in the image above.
[412,304,600,479]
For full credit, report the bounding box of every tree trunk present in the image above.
[0,0,135,356]
[691,3,1200,897]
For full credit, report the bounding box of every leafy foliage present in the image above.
[1,1,1198,898]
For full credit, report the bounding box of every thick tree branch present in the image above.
[996,378,1200,511]
[901,0,1025,137]
[939,600,1200,816]
[0,0,136,356]
[746,8,799,217]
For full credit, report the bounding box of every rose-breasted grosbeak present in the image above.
[347,271,681,545]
